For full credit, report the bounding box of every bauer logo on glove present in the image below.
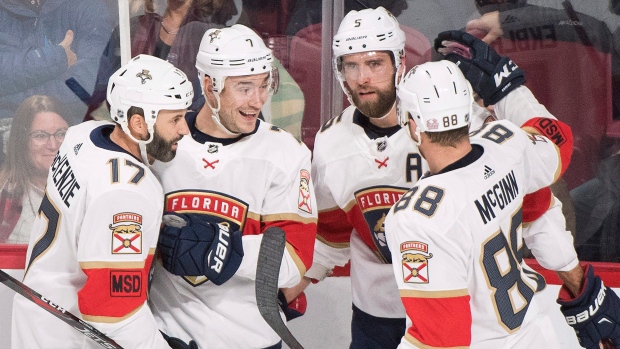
[208,222,232,273]
[565,281,608,325]
[557,265,620,349]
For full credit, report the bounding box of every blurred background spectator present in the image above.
[0,0,112,125]
[465,0,620,190]
[460,0,620,241]
[91,0,228,115]
[285,0,408,36]
[90,0,306,139]
[0,95,69,244]
[571,146,620,262]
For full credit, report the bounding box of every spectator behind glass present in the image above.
[464,0,619,191]
[0,95,68,244]
[571,145,620,262]
[0,0,112,125]
[285,0,408,36]
[459,0,620,241]
[91,0,235,115]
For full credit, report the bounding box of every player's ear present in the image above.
[127,112,148,140]
[203,75,218,106]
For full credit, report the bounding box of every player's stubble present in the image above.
[348,76,396,119]
[146,129,183,163]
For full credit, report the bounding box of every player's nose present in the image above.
[178,117,190,135]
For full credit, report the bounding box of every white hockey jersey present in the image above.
[310,106,427,318]
[471,87,578,272]
[12,121,169,349]
[385,119,566,348]
[149,115,317,349]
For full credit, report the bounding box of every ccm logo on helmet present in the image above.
[565,283,607,325]
[209,223,231,273]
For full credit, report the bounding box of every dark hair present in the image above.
[426,126,470,147]
[127,106,145,120]
[144,0,233,24]
[0,95,68,197]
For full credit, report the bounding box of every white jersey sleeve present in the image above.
[471,120,562,194]
[494,85,556,125]
[523,195,579,271]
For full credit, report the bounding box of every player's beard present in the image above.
[348,82,396,119]
[146,131,182,163]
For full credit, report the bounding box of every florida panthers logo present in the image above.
[136,69,152,84]
[355,186,407,263]
[298,170,313,214]
[373,213,387,247]
[209,29,222,43]
[110,212,143,254]
[401,241,433,283]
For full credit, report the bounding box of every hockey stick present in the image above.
[255,227,304,349]
[0,269,124,349]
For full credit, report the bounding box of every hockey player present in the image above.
[11,55,196,348]
[437,30,620,349]
[298,7,428,349]
[148,24,317,349]
[386,41,620,348]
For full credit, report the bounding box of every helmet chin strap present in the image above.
[373,102,396,121]
[205,90,241,137]
[120,122,154,165]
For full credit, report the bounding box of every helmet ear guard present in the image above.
[397,61,473,134]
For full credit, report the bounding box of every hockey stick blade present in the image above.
[255,227,304,349]
[0,269,124,349]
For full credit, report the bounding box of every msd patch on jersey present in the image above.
[110,212,143,254]
[110,270,142,297]
[298,169,313,214]
[400,241,433,284]
[530,118,568,146]
[355,186,407,263]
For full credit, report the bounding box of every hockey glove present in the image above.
[161,331,199,349]
[434,30,525,106]
[278,290,307,321]
[159,212,244,285]
[557,265,620,349]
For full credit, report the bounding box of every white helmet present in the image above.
[397,61,472,136]
[107,54,193,145]
[332,7,406,99]
[195,24,277,135]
